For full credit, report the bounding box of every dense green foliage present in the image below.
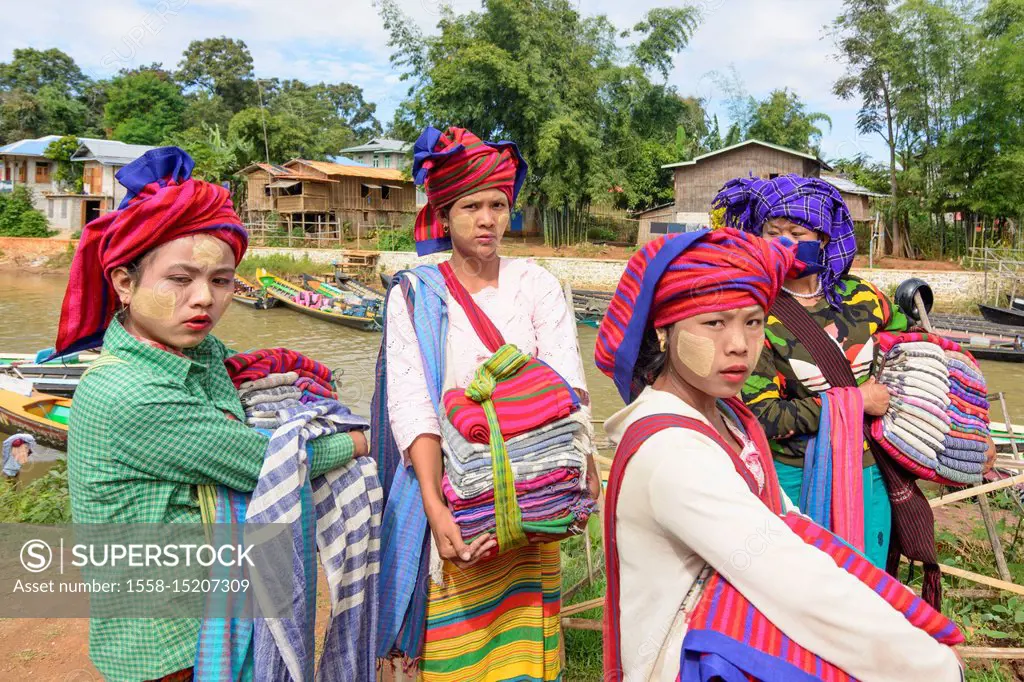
[0,40,384,184]
[832,0,1024,258]
[0,186,51,237]
[43,134,84,193]
[2,1,1023,253]
[376,0,701,213]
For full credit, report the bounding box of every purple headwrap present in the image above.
[712,174,856,308]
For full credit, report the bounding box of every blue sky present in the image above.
[1,0,889,163]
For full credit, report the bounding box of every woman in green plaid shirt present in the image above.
[55,148,366,681]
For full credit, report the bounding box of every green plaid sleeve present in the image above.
[108,380,357,491]
[308,432,357,477]
[109,380,271,491]
[742,341,822,444]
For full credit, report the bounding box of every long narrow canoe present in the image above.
[0,387,71,450]
[256,269,380,332]
[302,274,384,329]
[233,275,277,310]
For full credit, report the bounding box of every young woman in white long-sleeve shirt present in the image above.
[593,228,965,682]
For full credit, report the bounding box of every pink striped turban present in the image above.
[595,228,802,403]
[412,126,527,256]
[53,146,248,357]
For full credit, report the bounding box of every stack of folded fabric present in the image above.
[873,332,989,486]
[440,411,596,541]
[226,348,338,430]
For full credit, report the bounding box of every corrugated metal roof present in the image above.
[338,138,412,155]
[289,159,411,182]
[71,139,155,165]
[327,155,369,167]
[0,135,65,157]
[821,174,888,197]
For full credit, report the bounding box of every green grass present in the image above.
[237,253,327,278]
[560,516,606,681]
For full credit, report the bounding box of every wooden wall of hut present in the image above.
[329,177,416,212]
[841,192,873,223]
[673,147,821,213]
[245,170,274,211]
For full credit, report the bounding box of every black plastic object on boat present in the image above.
[894,278,934,322]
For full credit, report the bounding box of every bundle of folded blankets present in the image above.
[225,348,338,429]
[194,348,381,681]
[872,332,989,486]
[438,355,597,544]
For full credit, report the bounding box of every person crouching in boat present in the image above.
[595,228,965,682]
[55,147,367,682]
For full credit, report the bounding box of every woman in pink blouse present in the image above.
[372,126,599,681]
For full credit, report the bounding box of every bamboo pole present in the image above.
[936,563,1024,597]
[561,617,603,632]
[959,647,1024,660]
[560,597,604,617]
[978,492,1013,582]
[930,473,1024,507]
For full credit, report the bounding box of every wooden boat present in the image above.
[0,385,71,450]
[233,275,277,310]
[256,269,380,331]
[987,421,1024,454]
[0,363,86,397]
[978,303,1024,327]
[0,350,99,366]
[302,274,385,328]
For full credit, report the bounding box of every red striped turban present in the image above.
[52,146,248,357]
[595,228,802,403]
[412,126,527,256]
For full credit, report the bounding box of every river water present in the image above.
[0,272,623,424]
[3,270,1024,436]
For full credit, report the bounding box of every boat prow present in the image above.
[0,388,71,450]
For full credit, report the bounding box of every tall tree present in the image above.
[832,0,914,257]
[747,89,832,153]
[0,48,93,144]
[376,0,700,217]
[176,37,256,113]
[0,48,88,95]
[104,71,186,145]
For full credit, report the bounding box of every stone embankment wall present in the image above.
[0,239,991,308]
[247,246,989,307]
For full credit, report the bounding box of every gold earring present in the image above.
[656,328,667,352]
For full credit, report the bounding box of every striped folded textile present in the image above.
[226,348,336,395]
[442,351,579,444]
[443,413,584,464]
[874,332,989,486]
[444,471,595,541]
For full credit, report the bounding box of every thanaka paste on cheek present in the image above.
[675,327,716,378]
[451,213,474,237]
[131,285,177,321]
[191,235,224,270]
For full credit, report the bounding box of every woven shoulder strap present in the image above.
[602,410,769,682]
[438,260,505,352]
[770,291,944,611]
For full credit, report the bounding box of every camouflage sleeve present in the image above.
[742,341,823,444]
[865,279,909,332]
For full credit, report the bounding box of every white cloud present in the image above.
[0,0,887,160]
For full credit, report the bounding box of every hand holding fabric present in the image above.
[427,501,496,569]
[859,378,891,416]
